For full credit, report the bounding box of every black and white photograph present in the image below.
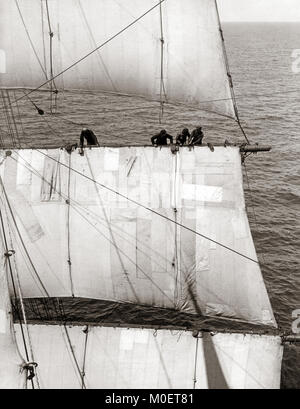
[0,0,299,393]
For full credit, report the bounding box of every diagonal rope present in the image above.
[14,0,48,80]
[0,177,49,297]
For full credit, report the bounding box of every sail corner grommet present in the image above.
[5,150,12,157]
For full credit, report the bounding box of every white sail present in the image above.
[0,146,276,327]
[15,325,283,389]
[0,0,235,118]
[0,234,26,389]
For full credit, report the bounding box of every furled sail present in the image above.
[0,234,26,388]
[0,146,276,327]
[15,325,283,389]
[0,0,235,118]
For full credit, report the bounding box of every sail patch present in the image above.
[182,184,223,202]
[0,309,6,334]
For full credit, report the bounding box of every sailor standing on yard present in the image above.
[188,126,204,146]
[151,129,173,146]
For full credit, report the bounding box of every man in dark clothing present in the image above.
[176,128,190,146]
[151,129,173,146]
[188,127,204,146]
[80,128,99,148]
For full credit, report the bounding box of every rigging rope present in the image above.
[0,177,49,297]
[214,0,250,144]
[14,0,48,80]
[0,205,35,389]
[85,154,141,304]
[159,2,167,123]
[45,0,58,113]
[81,325,89,390]
[76,0,117,92]
[193,336,199,389]
[63,324,87,389]
[5,211,40,389]
[67,154,75,297]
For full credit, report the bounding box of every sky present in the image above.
[217,0,300,21]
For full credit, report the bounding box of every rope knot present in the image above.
[4,249,15,258]
[23,362,38,380]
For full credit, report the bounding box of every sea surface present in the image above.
[1,23,300,389]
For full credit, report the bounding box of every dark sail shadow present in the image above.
[187,283,229,389]
[202,332,229,389]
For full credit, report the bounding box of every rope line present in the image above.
[81,325,89,389]
[214,0,249,143]
[5,211,40,389]
[77,0,117,92]
[0,205,35,389]
[193,336,199,389]
[159,2,167,122]
[63,324,87,389]
[67,154,75,297]
[14,0,48,80]
[0,177,50,297]
[45,0,58,113]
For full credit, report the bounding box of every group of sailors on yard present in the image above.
[66,126,204,153]
[151,127,204,147]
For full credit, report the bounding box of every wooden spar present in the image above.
[282,335,300,344]
[240,145,272,153]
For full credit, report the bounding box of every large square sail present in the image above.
[0,147,277,327]
[0,0,235,118]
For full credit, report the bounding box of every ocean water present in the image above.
[1,23,300,389]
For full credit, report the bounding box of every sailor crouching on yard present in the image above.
[176,128,190,146]
[151,129,173,146]
[188,126,204,146]
[80,128,99,149]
